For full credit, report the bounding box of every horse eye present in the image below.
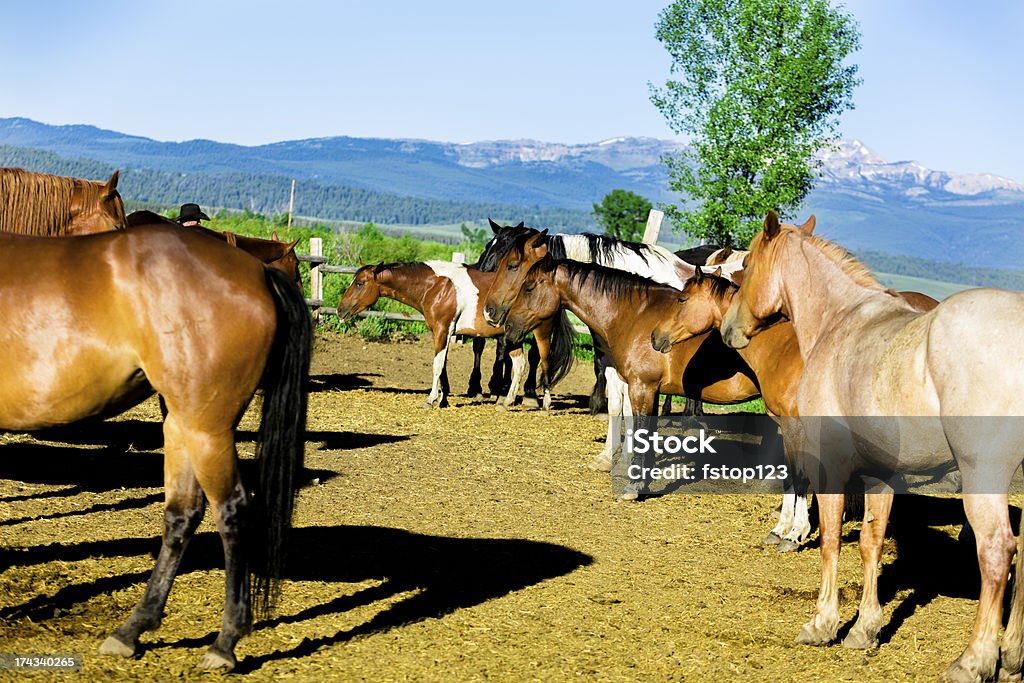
[507,263,519,271]
[355,282,363,288]
[524,284,536,293]
[677,297,687,304]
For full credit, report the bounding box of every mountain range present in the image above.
[1,116,1022,270]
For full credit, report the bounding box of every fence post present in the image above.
[309,237,323,325]
[452,251,466,265]
[642,209,664,245]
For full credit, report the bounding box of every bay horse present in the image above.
[0,224,311,671]
[500,256,759,500]
[650,266,938,551]
[721,211,1024,682]
[336,261,575,410]
[478,221,702,416]
[0,168,125,235]
[126,210,301,285]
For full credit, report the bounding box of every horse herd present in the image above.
[2,167,1024,682]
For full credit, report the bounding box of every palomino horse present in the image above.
[0,168,125,235]
[650,267,938,551]
[0,224,311,671]
[336,261,575,410]
[499,256,759,500]
[478,223,703,416]
[721,211,1024,682]
[126,210,302,285]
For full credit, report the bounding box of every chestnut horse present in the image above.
[651,266,938,551]
[0,168,125,235]
[126,210,301,285]
[721,212,1024,682]
[0,224,311,671]
[336,261,574,410]
[500,257,759,500]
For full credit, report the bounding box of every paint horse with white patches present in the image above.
[336,261,574,410]
[721,211,1024,682]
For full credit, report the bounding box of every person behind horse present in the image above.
[175,203,210,227]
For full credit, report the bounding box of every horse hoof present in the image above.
[419,401,433,410]
[592,412,609,422]
[589,453,613,472]
[98,635,135,658]
[467,393,485,402]
[998,666,1022,682]
[796,622,835,646]
[842,628,878,650]
[197,649,236,672]
[940,661,984,683]
[762,532,782,545]
[616,491,639,502]
[495,402,508,413]
[777,538,800,553]
[522,397,540,410]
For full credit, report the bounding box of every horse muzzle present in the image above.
[483,303,508,327]
[651,331,673,354]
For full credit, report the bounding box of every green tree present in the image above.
[460,222,489,248]
[593,189,653,242]
[650,0,861,246]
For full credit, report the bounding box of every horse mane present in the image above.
[790,229,889,293]
[702,273,737,302]
[577,233,650,265]
[551,258,672,306]
[476,226,538,271]
[0,168,78,235]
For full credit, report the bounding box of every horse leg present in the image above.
[682,396,704,416]
[591,367,624,472]
[941,493,1015,683]
[776,420,812,552]
[467,337,485,399]
[764,492,795,546]
[797,492,844,645]
[1000,519,1024,680]
[100,445,205,659]
[618,383,657,502]
[843,481,894,649]
[661,394,672,416]
[531,323,554,413]
[424,330,453,409]
[497,345,527,412]
[521,340,541,410]
[487,337,506,397]
[589,332,609,414]
[777,494,812,553]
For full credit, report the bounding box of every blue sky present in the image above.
[1,1,1022,180]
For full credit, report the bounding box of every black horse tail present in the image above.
[546,308,577,387]
[250,266,312,618]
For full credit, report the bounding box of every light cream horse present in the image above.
[721,211,1024,683]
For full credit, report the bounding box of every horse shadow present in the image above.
[309,373,379,393]
[0,525,592,672]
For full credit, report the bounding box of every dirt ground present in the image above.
[0,332,1005,681]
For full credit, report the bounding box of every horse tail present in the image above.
[546,308,577,387]
[250,266,312,618]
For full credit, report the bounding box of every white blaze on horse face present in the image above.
[426,260,479,333]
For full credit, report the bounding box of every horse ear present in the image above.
[799,214,816,235]
[514,221,524,229]
[693,265,704,283]
[764,211,781,240]
[285,238,300,251]
[104,170,120,197]
[718,246,733,260]
[713,267,723,277]
[528,229,549,250]
[488,218,502,234]
[271,230,280,241]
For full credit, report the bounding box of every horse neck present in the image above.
[554,266,644,341]
[777,237,895,358]
[378,264,438,311]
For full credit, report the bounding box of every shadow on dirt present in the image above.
[0,524,593,672]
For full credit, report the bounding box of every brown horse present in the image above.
[336,261,575,410]
[500,256,759,499]
[126,210,301,285]
[0,168,125,235]
[650,266,938,550]
[0,224,311,671]
[721,211,1024,682]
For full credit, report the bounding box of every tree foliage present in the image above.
[593,189,653,242]
[650,0,861,246]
